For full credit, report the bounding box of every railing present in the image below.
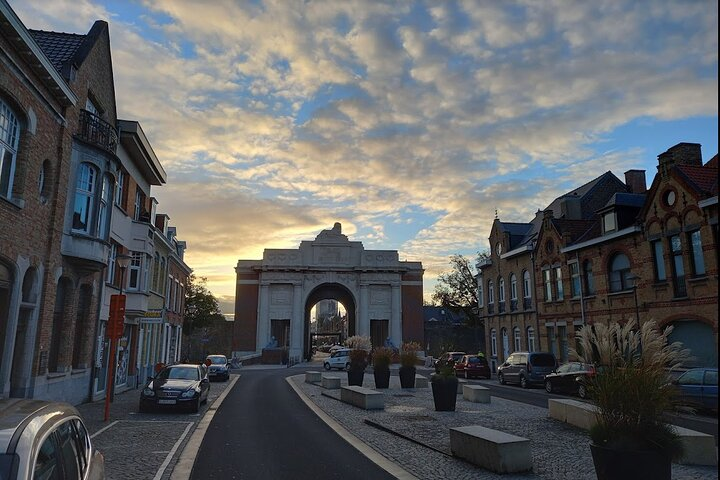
[487,304,495,315]
[498,302,506,313]
[673,276,687,298]
[77,109,118,154]
[510,299,518,312]
[523,297,532,310]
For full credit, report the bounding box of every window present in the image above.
[522,271,531,299]
[34,433,60,479]
[106,243,117,284]
[38,160,53,204]
[513,327,521,352]
[608,253,632,292]
[558,325,568,362]
[488,280,494,304]
[477,279,483,307]
[128,252,142,290]
[689,230,705,276]
[555,266,564,300]
[543,268,552,301]
[134,190,142,220]
[490,329,497,356]
[115,169,124,207]
[96,175,112,239]
[501,328,509,358]
[670,235,686,297]
[0,100,19,199]
[603,212,616,233]
[510,274,517,300]
[652,240,666,281]
[498,278,505,302]
[72,163,96,233]
[527,327,536,352]
[570,262,581,298]
[56,420,81,479]
[583,260,595,295]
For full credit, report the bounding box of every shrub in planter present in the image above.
[372,347,393,389]
[430,362,458,411]
[399,341,420,388]
[345,335,371,386]
[571,320,690,480]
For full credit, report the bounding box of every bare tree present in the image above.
[432,252,489,326]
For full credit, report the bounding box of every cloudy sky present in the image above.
[15,0,718,313]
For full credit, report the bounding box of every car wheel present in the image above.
[578,384,587,399]
[191,398,200,413]
[498,373,505,385]
[520,375,528,389]
[545,380,553,393]
[324,362,331,371]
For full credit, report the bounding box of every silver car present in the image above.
[0,399,104,480]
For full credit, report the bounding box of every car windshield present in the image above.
[451,353,464,361]
[158,367,199,381]
[529,354,555,367]
[208,356,227,365]
[467,356,485,364]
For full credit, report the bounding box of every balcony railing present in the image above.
[77,109,118,154]
[498,302,506,313]
[523,297,532,310]
[510,299,518,312]
[673,275,687,298]
[487,304,494,315]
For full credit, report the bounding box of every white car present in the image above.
[323,348,351,370]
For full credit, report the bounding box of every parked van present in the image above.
[497,352,557,388]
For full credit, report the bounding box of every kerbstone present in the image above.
[462,385,490,403]
[321,375,341,389]
[450,425,532,473]
[305,371,322,383]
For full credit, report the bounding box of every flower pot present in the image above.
[399,366,416,388]
[590,443,670,480]
[431,376,458,411]
[347,368,365,386]
[373,367,390,389]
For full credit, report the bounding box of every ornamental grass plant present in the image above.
[372,347,393,369]
[345,335,372,369]
[400,341,421,368]
[570,319,691,460]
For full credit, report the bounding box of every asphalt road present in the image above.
[190,369,395,480]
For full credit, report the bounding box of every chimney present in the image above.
[624,169,647,194]
[658,143,702,177]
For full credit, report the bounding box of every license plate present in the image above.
[158,399,176,405]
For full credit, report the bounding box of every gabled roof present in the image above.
[550,218,596,243]
[28,30,85,74]
[423,306,467,324]
[676,164,718,196]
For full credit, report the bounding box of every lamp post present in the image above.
[627,273,640,329]
[104,253,131,422]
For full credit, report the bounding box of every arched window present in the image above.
[527,327,536,352]
[72,163,97,233]
[490,329,497,356]
[609,253,632,292]
[522,270,532,309]
[501,328,509,359]
[513,326,521,352]
[498,278,505,302]
[583,260,595,295]
[0,99,20,199]
[488,280,494,304]
[477,278,484,307]
[96,174,112,239]
[510,273,517,300]
[542,266,552,301]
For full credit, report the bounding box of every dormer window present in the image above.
[602,212,616,233]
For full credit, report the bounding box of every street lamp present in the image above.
[104,253,132,421]
[627,273,640,328]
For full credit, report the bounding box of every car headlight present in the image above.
[142,388,155,397]
[181,389,197,398]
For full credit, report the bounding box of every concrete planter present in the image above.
[590,443,670,480]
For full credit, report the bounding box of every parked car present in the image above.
[205,354,230,381]
[0,399,104,480]
[324,348,351,370]
[543,362,596,398]
[497,351,557,388]
[329,344,344,353]
[139,363,211,413]
[454,355,492,379]
[672,367,718,411]
[434,351,466,372]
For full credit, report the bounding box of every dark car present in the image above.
[206,354,230,381]
[672,367,718,411]
[454,355,492,379]
[434,351,466,372]
[0,399,104,480]
[497,351,557,388]
[139,363,210,413]
[543,362,596,398]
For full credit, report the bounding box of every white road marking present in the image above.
[153,422,194,480]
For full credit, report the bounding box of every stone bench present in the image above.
[340,386,384,410]
[548,399,716,466]
[321,374,341,389]
[450,425,532,473]
[457,378,467,394]
[305,371,322,383]
[414,374,428,388]
[463,385,490,403]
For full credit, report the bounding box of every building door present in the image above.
[370,319,389,350]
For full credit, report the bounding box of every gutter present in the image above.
[561,225,641,254]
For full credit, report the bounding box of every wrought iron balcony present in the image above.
[510,299,518,312]
[673,276,687,298]
[487,304,494,315]
[77,109,118,154]
[499,302,506,313]
[523,297,532,310]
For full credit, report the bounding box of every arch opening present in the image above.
[304,283,356,361]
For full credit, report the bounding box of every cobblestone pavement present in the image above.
[76,374,241,480]
[292,371,718,480]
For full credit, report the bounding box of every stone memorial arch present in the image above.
[233,223,424,362]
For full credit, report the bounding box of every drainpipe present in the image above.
[531,246,542,350]
[576,252,586,324]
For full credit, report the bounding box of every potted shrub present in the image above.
[372,347,393,388]
[399,341,420,388]
[345,335,371,387]
[431,361,459,411]
[571,320,690,480]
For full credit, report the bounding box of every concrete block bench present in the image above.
[457,378,467,394]
[321,374,341,389]
[548,399,716,466]
[414,374,428,388]
[463,385,490,403]
[305,371,322,383]
[340,386,384,410]
[450,425,532,473]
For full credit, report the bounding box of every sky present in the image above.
[15,0,718,314]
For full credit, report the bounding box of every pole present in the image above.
[103,337,116,422]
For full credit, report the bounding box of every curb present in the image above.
[169,375,240,480]
[286,374,418,480]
